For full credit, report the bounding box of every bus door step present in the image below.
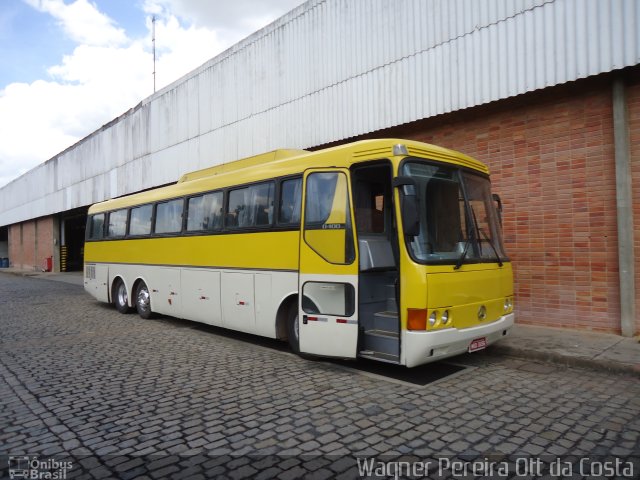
[362,328,400,357]
[373,311,399,333]
[358,350,400,364]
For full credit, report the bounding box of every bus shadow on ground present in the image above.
[330,358,468,387]
[157,315,469,387]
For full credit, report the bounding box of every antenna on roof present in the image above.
[152,15,157,93]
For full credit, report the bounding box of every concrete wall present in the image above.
[340,71,639,334]
[8,217,55,272]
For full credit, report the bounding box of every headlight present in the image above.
[504,297,513,312]
[441,310,449,325]
[429,311,437,326]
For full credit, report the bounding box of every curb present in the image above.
[0,269,43,276]
[488,344,640,378]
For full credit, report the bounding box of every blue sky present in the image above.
[0,1,147,86]
[0,2,71,86]
[92,0,147,37]
[0,0,304,188]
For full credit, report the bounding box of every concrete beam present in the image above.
[612,75,636,337]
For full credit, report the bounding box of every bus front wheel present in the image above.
[286,303,301,354]
[112,279,131,314]
[135,281,154,319]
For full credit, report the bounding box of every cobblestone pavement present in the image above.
[0,273,639,479]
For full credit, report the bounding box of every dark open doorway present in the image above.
[0,226,7,261]
[60,209,87,272]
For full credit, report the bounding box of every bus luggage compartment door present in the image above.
[298,168,359,358]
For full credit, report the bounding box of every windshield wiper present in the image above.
[453,239,471,270]
[455,202,477,270]
[477,227,503,267]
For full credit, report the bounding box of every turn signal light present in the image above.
[407,309,427,330]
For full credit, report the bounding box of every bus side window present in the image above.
[155,199,184,234]
[107,209,127,237]
[129,204,153,235]
[252,182,274,226]
[88,214,105,240]
[205,192,224,230]
[187,195,205,230]
[279,178,302,225]
[227,182,275,229]
[227,189,246,228]
[188,192,223,231]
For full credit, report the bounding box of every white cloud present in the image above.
[0,81,81,186]
[23,0,128,46]
[0,0,304,188]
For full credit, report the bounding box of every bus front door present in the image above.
[299,168,359,358]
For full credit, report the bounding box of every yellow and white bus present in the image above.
[84,139,514,367]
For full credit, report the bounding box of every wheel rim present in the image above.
[117,283,128,307]
[293,313,299,342]
[137,285,150,313]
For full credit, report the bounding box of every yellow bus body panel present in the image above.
[398,260,513,331]
[425,264,513,329]
[85,231,300,271]
[303,230,347,265]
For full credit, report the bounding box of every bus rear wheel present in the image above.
[135,281,154,319]
[112,279,131,314]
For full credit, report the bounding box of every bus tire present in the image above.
[112,279,131,314]
[135,281,154,319]
[286,303,301,355]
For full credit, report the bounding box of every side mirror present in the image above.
[393,177,420,237]
[492,193,503,226]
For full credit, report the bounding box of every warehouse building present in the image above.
[0,0,638,336]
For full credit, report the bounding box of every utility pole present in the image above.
[152,15,156,93]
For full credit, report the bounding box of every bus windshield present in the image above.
[401,160,507,265]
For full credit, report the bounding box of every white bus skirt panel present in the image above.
[402,313,515,367]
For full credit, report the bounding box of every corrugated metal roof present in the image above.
[1,0,639,225]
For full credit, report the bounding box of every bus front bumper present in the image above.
[403,313,515,367]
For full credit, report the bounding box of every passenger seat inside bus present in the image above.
[358,236,395,271]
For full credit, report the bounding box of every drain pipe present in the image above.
[612,74,636,337]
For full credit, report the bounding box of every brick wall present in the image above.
[8,217,55,271]
[345,72,638,334]
[8,224,19,268]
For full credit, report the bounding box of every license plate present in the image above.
[469,337,487,352]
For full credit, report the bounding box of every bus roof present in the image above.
[88,139,489,214]
[178,149,309,183]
